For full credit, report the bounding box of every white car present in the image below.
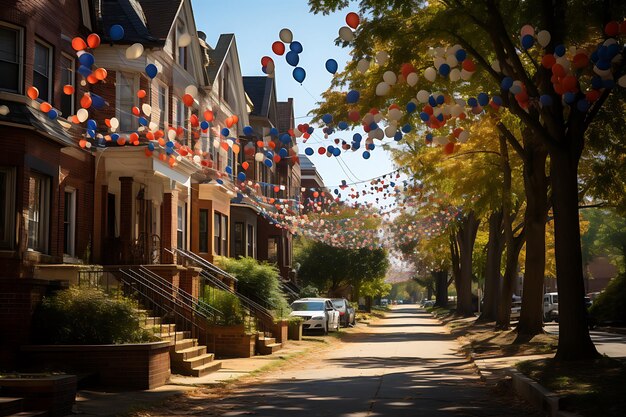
[290,298,340,334]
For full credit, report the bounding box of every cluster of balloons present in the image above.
[263,28,307,83]
[338,12,360,42]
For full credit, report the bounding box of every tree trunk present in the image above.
[456,212,480,317]
[517,139,549,337]
[478,210,504,322]
[434,270,449,308]
[550,147,599,361]
[426,285,433,301]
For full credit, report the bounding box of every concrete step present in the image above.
[258,342,282,356]
[5,412,49,417]
[143,316,162,326]
[155,330,190,341]
[173,338,197,351]
[147,323,176,333]
[191,360,222,377]
[258,337,276,346]
[0,397,23,417]
[184,353,215,370]
[172,345,207,361]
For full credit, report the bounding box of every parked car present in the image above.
[543,292,559,322]
[290,298,340,334]
[331,298,355,327]
[511,295,522,320]
[422,300,435,308]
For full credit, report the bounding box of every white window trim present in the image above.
[0,166,16,249]
[175,21,186,70]
[34,38,53,103]
[0,22,24,94]
[63,187,76,257]
[176,203,186,250]
[27,172,50,254]
[157,81,169,130]
[115,71,139,132]
[60,52,75,116]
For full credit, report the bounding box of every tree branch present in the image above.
[496,122,526,161]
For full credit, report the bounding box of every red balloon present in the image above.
[317,147,326,155]
[271,41,285,55]
[87,33,101,49]
[348,110,360,122]
[605,21,619,37]
[345,12,360,29]
[461,59,475,72]
[204,110,214,122]
[541,54,556,69]
[400,63,416,79]
[261,56,273,67]
[182,94,194,107]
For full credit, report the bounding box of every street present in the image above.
[543,323,626,358]
[145,305,544,416]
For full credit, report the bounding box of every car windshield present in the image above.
[291,301,324,311]
[332,300,345,308]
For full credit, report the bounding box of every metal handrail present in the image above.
[174,248,239,283]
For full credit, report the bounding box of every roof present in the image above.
[243,76,274,118]
[95,0,182,45]
[298,154,316,171]
[276,99,293,134]
[207,33,235,84]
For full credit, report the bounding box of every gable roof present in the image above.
[243,76,275,119]
[95,0,182,45]
[207,33,235,85]
[277,99,293,134]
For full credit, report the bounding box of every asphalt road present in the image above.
[155,305,544,417]
[543,323,626,358]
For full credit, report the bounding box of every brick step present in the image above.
[258,342,282,356]
[172,345,207,361]
[143,316,162,326]
[183,353,215,370]
[154,331,190,341]
[0,397,23,417]
[5,411,49,417]
[172,338,197,351]
[191,361,222,377]
[258,337,276,346]
[146,323,176,333]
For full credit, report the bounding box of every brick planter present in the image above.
[287,321,303,341]
[272,320,289,343]
[205,325,255,358]
[0,374,77,417]
[21,341,171,390]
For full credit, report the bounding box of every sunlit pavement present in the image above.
[151,305,544,417]
[543,323,626,358]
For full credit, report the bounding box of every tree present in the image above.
[310,0,626,360]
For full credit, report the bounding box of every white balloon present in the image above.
[450,104,463,117]
[149,121,158,132]
[509,83,522,95]
[458,130,470,143]
[85,141,92,149]
[618,74,626,88]
[556,57,571,72]
[184,85,199,98]
[433,57,446,69]
[388,108,402,121]
[125,43,144,60]
[193,155,201,163]
[375,51,389,65]
[110,117,119,129]
[266,60,275,73]
[373,113,383,123]
[142,103,152,117]
[537,30,551,47]
[77,108,89,123]
[213,138,220,149]
[446,54,458,68]
[372,128,384,140]
[383,71,397,85]
[416,90,430,103]
[254,152,264,162]
[460,69,473,80]
[375,81,390,96]
[357,58,370,74]
[448,44,462,55]
[424,67,437,82]
[384,125,396,138]
[491,60,501,73]
[178,33,192,48]
[339,26,355,42]
[294,129,303,137]
[0,105,9,115]
[168,129,177,141]
[406,72,419,86]
[279,28,293,43]
[292,144,299,153]
[449,68,461,82]
[362,113,374,124]
[435,47,446,57]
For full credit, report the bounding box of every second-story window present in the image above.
[158,83,168,129]
[0,23,23,93]
[176,23,187,69]
[117,72,137,132]
[33,40,52,102]
[60,53,75,117]
[222,64,230,104]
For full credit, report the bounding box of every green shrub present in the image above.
[32,287,154,344]
[299,284,319,298]
[202,287,245,326]
[216,256,291,317]
[589,274,626,324]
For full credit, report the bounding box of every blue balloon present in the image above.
[603,79,615,89]
[576,99,590,112]
[280,134,291,144]
[554,44,566,57]
[591,76,603,90]
[394,131,403,141]
[353,133,362,142]
[322,113,333,124]
[261,66,268,74]
[290,41,303,53]
[420,112,430,122]
[237,172,246,182]
[521,34,534,50]
[225,166,232,174]
[279,148,289,158]
[428,96,437,106]
[367,143,375,151]
[139,117,148,126]
[148,143,155,151]
[436,95,445,105]
[265,150,274,159]
[332,147,341,156]
[285,51,299,66]
[564,92,576,104]
[539,95,553,106]
[352,142,360,150]
[111,133,119,142]
[78,65,92,78]
[402,123,412,133]
[438,63,451,76]
[91,93,105,109]
[455,49,467,62]
[369,122,378,130]
[47,109,58,119]
[467,97,478,107]
[477,92,489,106]
[109,24,125,41]
[270,127,279,136]
[79,53,95,67]
[166,140,174,148]
[362,151,371,159]
[501,77,514,90]
[595,60,611,71]
[145,64,158,79]
[325,59,338,74]
[221,128,230,137]
[305,147,314,156]
[200,121,209,130]
[243,125,254,136]
[292,67,306,83]
[306,126,314,134]
[406,101,417,113]
[492,96,503,106]
[338,121,348,130]
[346,90,360,103]
[87,119,97,130]
[216,178,224,185]
[264,159,273,168]
[87,129,95,138]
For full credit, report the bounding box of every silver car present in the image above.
[331,298,356,327]
[290,298,340,334]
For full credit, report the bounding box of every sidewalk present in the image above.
[71,338,325,416]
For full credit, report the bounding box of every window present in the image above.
[228,149,234,173]
[0,23,23,93]
[267,237,278,263]
[284,235,291,267]
[222,64,230,103]
[247,224,254,257]
[0,167,15,249]
[177,204,186,249]
[175,97,185,127]
[234,222,244,258]
[221,214,228,256]
[64,189,76,256]
[199,208,208,253]
[176,23,187,69]
[33,40,52,102]
[158,84,168,129]
[213,212,228,256]
[117,72,136,132]
[60,54,75,117]
[27,172,50,253]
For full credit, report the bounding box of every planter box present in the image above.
[21,341,171,390]
[205,325,255,358]
[271,320,289,343]
[0,374,76,417]
[287,321,303,341]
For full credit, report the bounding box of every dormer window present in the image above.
[176,23,187,70]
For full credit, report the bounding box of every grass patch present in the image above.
[517,357,626,417]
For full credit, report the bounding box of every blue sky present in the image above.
[191,0,397,191]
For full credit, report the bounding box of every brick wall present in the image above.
[179,267,200,299]
[161,190,179,263]
[204,326,255,358]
